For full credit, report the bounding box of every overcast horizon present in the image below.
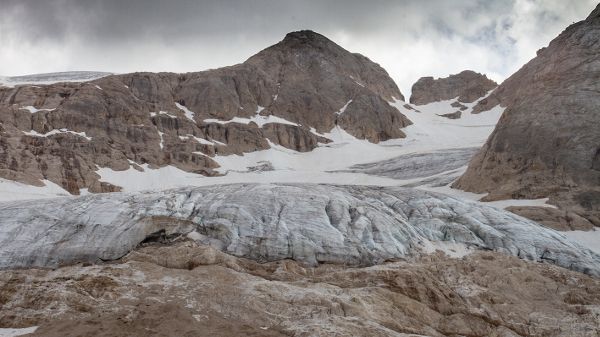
[0,0,596,96]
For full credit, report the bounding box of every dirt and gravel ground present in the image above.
[1,241,599,337]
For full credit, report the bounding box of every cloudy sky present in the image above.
[0,0,596,95]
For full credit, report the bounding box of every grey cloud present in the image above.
[0,0,596,96]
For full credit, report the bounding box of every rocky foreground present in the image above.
[2,242,600,337]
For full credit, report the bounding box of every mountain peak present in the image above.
[246,29,405,102]
[248,30,343,60]
[283,30,327,42]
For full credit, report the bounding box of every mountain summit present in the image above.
[250,30,404,103]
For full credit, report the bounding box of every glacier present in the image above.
[0,183,598,276]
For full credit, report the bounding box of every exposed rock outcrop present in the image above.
[455,5,600,227]
[2,245,600,337]
[409,70,497,105]
[1,184,598,276]
[506,206,595,231]
[437,110,462,119]
[0,30,410,194]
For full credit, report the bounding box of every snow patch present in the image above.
[0,327,39,337]
[203,114,298,128]
[175,102,195,122]
[309,127,326,138]
[178,134,214,145]
[335,100,352,115]
[159,111,177,118]
[389,98,504,151]
[157,130,165,149]
[97,164,202,192]
[19,106,55,113]
[211,139,227,146]
[349,75,365,87]
[23,129,92,140]
[564,229,600,255]
[486,197,557,209]
[0,178,70,201]
[150,111,176,118]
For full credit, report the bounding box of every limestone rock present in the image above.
[506,206,595,231]
[337,94,411,142]
[438,110,462,119]
[455,5,600,227]
[0,30,410,194]
[409,70,497,105]
[2,247,600,337]
[262,123,330,152]
[451,101,468,110]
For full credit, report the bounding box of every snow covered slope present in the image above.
[0,94,558,212]
[1,183,598,276]
[90,98,502,189]
[0,71,111,87]
[0,95,504,200]
[0,94,511,207]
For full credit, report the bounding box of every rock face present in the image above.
[1,184,598,276]
[438,110,462,119]
[409,70,497,105]
[506,206,595,231]
[0,30,410,194]
[455,5,600,227]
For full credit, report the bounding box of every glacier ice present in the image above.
[0,184,598,276]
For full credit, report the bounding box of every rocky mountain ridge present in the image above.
[0,30,410,194]
[455,4,600,228]
[409,70,497,106]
